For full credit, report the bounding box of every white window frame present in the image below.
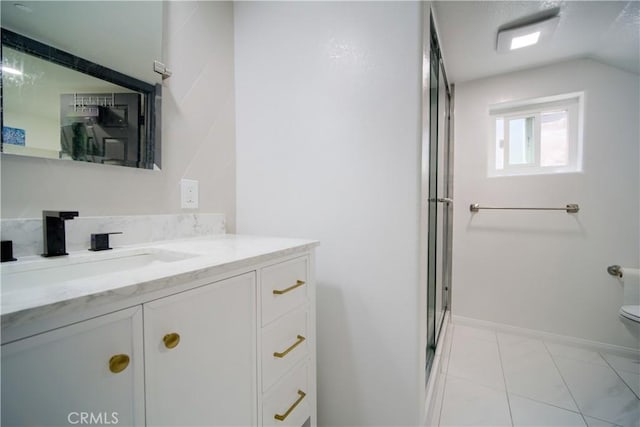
[488,92,584,177]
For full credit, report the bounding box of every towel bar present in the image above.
[469,203,579,213]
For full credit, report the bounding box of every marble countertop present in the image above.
[1,234,318,339]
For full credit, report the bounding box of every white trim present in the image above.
[489,91,584,114]
[452,314,640,358]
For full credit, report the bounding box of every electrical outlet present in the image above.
[181,179,199,209]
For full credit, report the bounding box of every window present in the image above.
[489,92,583,176]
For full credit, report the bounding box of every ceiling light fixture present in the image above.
[510,31,541,50]
[496,15,559,53]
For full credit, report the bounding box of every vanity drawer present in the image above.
[263,362,310,427]
[261,257,308,325]
[262,309,309,392]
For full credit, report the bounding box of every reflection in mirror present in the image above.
[1,1,163,84]
[1,30,161,169]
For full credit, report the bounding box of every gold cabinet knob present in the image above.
[109,354,130,374]
[163,332,180,349]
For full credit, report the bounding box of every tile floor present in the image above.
[429,323,640,427]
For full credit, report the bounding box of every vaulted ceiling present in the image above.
[433,1,640,83]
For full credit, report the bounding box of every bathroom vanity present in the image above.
[1,235,318,427]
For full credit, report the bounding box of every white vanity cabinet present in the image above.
[259,256,316,427]
[144,272,256,426]
[1,239,317,427]
[1,306,145,427]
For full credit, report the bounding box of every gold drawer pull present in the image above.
[163,332,181,349]
[109,354,130,374]
[274,335,306,358]
[273,280,305,295]
[274,390,306,421]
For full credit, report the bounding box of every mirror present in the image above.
[1,1,163,169]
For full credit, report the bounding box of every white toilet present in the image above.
[619,267,640,323]
[621,304,640,323]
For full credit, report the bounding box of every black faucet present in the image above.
[42,210,79,257]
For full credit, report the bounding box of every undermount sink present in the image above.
[1,248,198,292]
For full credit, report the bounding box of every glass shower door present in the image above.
[426,43,439,365]
[435,60,451,343]
[426,17,451,370]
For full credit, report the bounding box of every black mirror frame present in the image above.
[0,28,161,169]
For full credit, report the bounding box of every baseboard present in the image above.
[452,314,639,358]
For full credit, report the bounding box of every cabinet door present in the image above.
[144,272,257,426]
[1,307,144,427]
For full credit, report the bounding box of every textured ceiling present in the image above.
[433,1,640,83]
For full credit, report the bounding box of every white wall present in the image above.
[452,59,640,349]
[1,1,237,231]
[234,2,424,425]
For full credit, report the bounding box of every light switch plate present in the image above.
[181,179,199,209]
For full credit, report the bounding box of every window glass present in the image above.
[540,110,568,167]
[488,92,582,177]
[508,117,534,165]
